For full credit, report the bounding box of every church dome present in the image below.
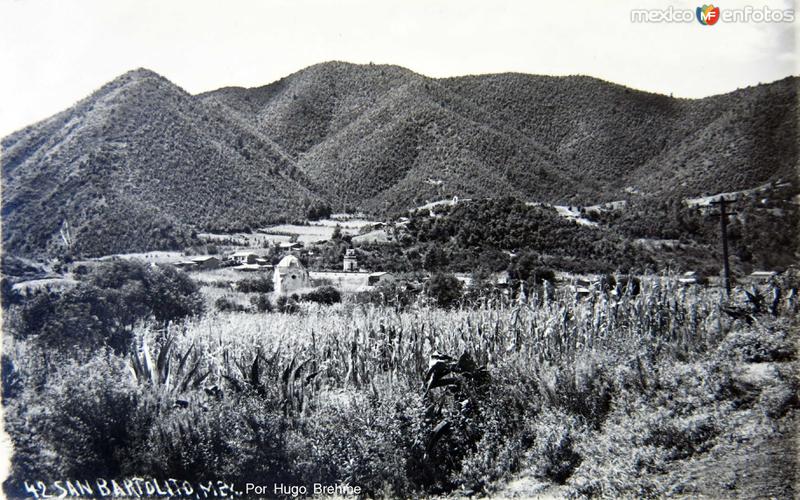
[276,255,304,269]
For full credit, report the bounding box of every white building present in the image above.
[274,255,310,295]
[230,251,258,264]
[343,248,358,271]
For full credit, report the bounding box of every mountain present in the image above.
[2,69,321,257]
[2,62,798,257]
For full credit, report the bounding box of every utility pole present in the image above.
[708,197,737,298]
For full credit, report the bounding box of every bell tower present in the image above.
[343,248,357,272]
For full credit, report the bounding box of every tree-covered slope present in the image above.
[2,62,797,258]
[2,69,319,257]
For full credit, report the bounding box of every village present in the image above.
[8,194,786,306]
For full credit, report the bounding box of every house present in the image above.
[343,248,358,272]
[368,272,395,286]
[273,255,310,295]
[190,256,220,270]
[679,271,701,285]
[745,271,777,284]
[279,242,304,250]
[230,251,258,265]
[490,271,512,288]
[174,260,198,270]
[233,264,263,272]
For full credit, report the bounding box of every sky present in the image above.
[0,0,797,138]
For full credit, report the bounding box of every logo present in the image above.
[631,4,794,24]
[697,4,721,25]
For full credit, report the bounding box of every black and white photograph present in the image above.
[1,0,798,498]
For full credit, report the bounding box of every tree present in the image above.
[11,260,204,354]
[510,252,554,285]
[425,273,463,309]
[307,202,333,221]
[424,247,448,272]
[142,264,205,324]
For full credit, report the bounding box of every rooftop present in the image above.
[276,255,304,269]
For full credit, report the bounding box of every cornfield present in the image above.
[6,271,797,498]
[132,276,736,417]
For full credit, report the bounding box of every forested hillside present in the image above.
[2,62,797,258]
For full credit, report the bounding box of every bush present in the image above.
[276,295,299,314]
[215,297,247,312]
[356,282,419,310]
[4,353,145,488]
[295,391,422,497]
[425,273,463,309]
[300,286,341,305]
[527,410,584,484]
[249,293,273,312]
[237,276,274,294]
[719,320,796,362]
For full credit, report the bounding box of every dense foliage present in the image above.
[592,188,800,274]
[3,274,798,498]
[337,194,796,278]
[349,198,656,275]
[424,273,464,308]
[6,260,203,354]
[236,275,274,294]
[300,285,341,305]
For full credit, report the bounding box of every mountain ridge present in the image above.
[2,62,797,257]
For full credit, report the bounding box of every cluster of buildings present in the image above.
[173,248,395,296]
[173,251,273,272]
[273,249,395,295]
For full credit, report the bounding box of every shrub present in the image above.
[4,352,145,489]
[355,282,419,310]
[215,296,247,312]
[294,391,421,497]
[534,355,615,429]
[275,295,299,314]
[300,286,341,305]
[237,276,274,294]
[250,293,273,312]
[719,320,796,362]
[8,260,204,353]
[527,410,585,484]
[424,273,463,309]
